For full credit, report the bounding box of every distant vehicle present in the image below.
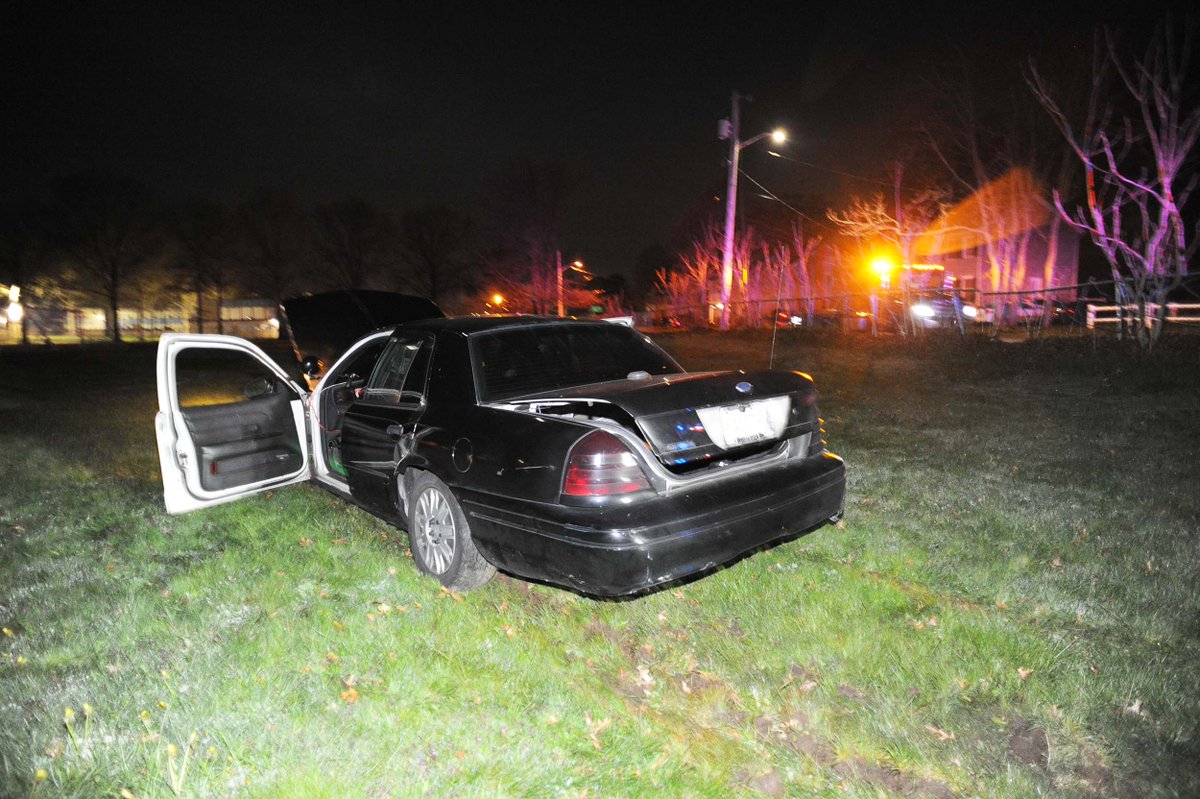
[904,291,980,329]
[154,317,846,597]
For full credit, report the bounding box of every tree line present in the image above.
[0,160,632,344]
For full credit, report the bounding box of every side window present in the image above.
[362,337,431,405]
[332,339,388,385]
[175,347,290,408]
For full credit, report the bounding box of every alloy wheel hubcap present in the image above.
[413,488,456,574]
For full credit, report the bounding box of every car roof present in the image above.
[388,315,622,337]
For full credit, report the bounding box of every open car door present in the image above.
[155,333,312,514]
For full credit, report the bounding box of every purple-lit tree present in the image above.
[488,160,575,315]
[1029,22,1200,347]
[674,222,724,325]
[924,65,1076,330]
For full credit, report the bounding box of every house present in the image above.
[913,168,1080,304]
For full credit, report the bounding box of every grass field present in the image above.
[1,331,1197,798]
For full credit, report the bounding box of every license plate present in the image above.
[696,396,789,450]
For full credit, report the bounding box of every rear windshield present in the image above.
[473,324,681,401]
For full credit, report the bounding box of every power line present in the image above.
[765,151,893,189]
[737,168,838,233]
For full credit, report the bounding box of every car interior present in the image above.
[173,349,304,492]
[316,339,389,479]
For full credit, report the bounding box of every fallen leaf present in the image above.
[340,687,359,704]
[585,713,612,750]
[1050,557,1062,569]
[1017,667,1034,681]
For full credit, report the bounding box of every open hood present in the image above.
[281,290,443,364]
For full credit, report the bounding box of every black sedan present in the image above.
[154,317,845,597]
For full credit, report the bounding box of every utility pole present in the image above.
[556,249,564,317]
[719,91,742,331]
[718,93,785,330]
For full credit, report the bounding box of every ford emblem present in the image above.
[735,381,753,394]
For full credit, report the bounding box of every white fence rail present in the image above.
[1086,303,1200,329]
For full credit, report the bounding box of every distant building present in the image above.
[914,168,1080,303]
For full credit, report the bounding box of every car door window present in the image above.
[175,347,287,408]
[361,336,431,405]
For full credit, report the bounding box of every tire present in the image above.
[406,472,496,592]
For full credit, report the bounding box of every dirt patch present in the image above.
[752,713,836,766]
[585,620,639,661]
[1008,717,1049,771]
[836,684,868,702]
[1076,749,1112,795]
[677,670,728,696]
[833,756,955,799]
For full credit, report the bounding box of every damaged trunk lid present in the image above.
[515,370,821,472]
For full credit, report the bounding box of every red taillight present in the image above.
[562,430,652,497]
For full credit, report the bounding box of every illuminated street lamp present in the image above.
[718,91,786,330]
[556,252,586,317]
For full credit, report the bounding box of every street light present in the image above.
[718,91,786,330]
[556,252,585,317]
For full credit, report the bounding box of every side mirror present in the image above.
[300,355,323,379]
[244,376,276,399]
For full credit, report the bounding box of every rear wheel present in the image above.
[407,472,495,592]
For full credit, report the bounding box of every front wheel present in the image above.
[407,472,496,592]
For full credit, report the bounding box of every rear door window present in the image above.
[361,336,431,405]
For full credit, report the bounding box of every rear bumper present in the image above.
[460,452,845,597]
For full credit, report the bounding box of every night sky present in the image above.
[2,1,1179,277]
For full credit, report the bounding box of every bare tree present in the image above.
[235,190,311,358]
[488,161,574,315]
[169,200,234,333]
[827,169,947,333]
[236,191,310,304]
[397,205,472,305]
[46,174,160,343]
[1029,22,1200,347]
[788,221,823,325]
[924,66,1076,329]
[313,198,398,292]
[676,222,724,324]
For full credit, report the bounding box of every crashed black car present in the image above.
[155,317,845,597]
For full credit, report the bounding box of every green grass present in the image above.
[1,332,1197,798]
